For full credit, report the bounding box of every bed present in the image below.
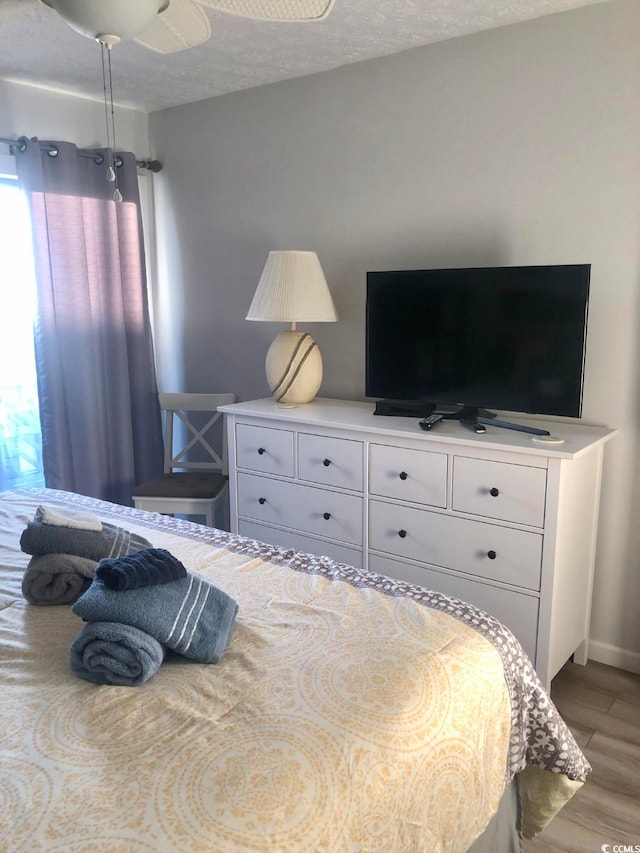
[1,487,589,852]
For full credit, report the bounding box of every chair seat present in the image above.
[132,472,228,500]
[132,392,236,528]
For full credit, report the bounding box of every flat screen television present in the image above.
[366,264,590,421]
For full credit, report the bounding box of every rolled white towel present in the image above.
[35,504,102,531]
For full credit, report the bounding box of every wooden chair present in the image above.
[132,392,236,528]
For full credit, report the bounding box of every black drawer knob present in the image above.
[487,549,497,560]
[399,471,408,481]
[257,447,266,455]
[258,497,266,505]
[323,512,331,520]
[489,487,499,497]
[398,529,407,539]
[323,458,331,467]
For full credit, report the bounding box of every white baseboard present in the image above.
[588,639,640,675]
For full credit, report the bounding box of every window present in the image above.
[0,164,44,490]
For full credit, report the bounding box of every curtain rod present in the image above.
[0,136,162,172]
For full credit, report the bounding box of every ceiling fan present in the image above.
[12,0,337,53]
[2,0,335,201]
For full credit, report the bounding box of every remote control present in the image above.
[419,413,444,430]
[461,418,485,434]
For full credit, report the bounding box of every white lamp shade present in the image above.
[246,251,337,323]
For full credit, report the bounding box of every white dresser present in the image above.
[220,398,615,687]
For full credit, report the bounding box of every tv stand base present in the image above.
[374,401,551,436]
[438,406,551,437]
[476,416,550,437]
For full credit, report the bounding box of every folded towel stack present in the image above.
[70,548,239,686]
[19,505,154,606]
[74,553,238,663]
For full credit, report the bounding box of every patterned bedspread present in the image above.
[0,488,589,852]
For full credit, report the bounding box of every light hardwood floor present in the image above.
[523,659,640,852]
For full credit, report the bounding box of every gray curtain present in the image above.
[15,139,163,505]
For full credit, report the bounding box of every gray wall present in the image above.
[0,79,149,155]
[150,0,640,669]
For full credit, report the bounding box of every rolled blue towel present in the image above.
[96,548,187,591]
[20,519,153,561]
[70,621,166,686]
[72,573,238,663]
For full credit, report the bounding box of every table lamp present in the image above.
[246,250,338,406]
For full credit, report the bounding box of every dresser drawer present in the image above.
[298,433,364,492]
[369,444,447,507]
[369,499,542,591]
[238,473,363,546]
[239,520,364,568]
[452,456,547,527]
[368,553,539,663]
[235,424,294,477]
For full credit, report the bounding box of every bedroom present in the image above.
[0,0,638,850]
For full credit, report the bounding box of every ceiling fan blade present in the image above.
[135,0,211,53]
[196,0,335,23]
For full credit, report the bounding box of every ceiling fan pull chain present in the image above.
[100,41,113,176]
[106,43,122,202]
[99,39,122,202]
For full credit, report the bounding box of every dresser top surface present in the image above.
[220,398,616,460]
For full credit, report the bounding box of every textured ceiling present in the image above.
[0,0,609,112]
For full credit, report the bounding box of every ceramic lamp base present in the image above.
[265,329,323,405]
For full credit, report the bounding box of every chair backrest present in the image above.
[159,392,236,476]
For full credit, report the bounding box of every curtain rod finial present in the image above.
[138,159,162,173]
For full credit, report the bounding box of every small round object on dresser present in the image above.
[487,550,497,560]
[532,435,565,445]
[399,471,408,480]
[323,458,331,467]
[323,512,331,520]
[489,487,499,497]
[398,529,407,539]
